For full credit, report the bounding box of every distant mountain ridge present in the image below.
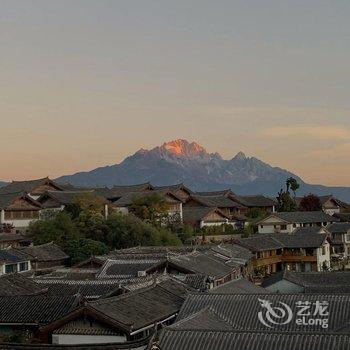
[55,139,350,202]
[0,181,7,188]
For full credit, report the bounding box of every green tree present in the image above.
[65,192,107,220]
[286,177,300,198]
[106,213,181,249]
[129,193,170,225]
[277,189,297,212]
[27,211,79,249]
[65,238,108,264]
[75,210,109,242]
[277,177,299,212]
[245,208,267,220]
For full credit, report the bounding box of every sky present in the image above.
[1,0,349,186]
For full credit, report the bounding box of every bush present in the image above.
[66,239,108,264]
[106,213,181,249]
[27,211,79,248]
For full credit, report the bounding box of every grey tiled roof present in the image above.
[34,279,123,299]
[110,245,210,255]
[182,207,228,224]
[209,278,270,294]
[0,294,81,325]
[262,270,350,293]
[292,226,326,235]
[0,249,29,263]
[94,183,153,200]
[89,284,184,331]
[176,293,350,333]
[39,190,98,206]
[172,274,208,291]
[155,183,192,193]
[267,211,337,224]
[113,190,182,206]
[170,308,233,331]
[0,274,45,296]
[0,232,28,243]
[234,234,283,251]
[35,268,99,280]
[327,223,350,234]
[0,177,63,195]
[333,212,350,222]
[158,329,350,350]
[195,189,234,197]
[235,233,327,251]
[97,258,165,278]
[169,251,234,279]
[189,195,242,208]
[210,244,254,264]
[0,191,41,210]
[20,243,69,262]
[276,233,328,248]
[235,195,277,207]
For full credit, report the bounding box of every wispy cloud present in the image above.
[261,125,350,140]
[308,143,350,158]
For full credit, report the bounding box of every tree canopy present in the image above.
[129,193,170,224]
[277,177,300,212]
[27,196,182,263]
[299,194,322,211]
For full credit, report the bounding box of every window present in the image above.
[19,262,29,272]
[5,264,16,274]
[293,223,297,228]
[322,246,326,255]
[346,234,350,242]
[260,225,264,229]
[281,225,287,230]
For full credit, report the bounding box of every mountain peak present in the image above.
[161,139,208,157]
[233,151,247,160]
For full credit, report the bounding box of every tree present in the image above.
[174,224,196,244]
[286,177,300,198]
[277,189,297,212]
[106,213,181,249]
[277,177,299,212]
[65,239,108,264]
[299,194,322,211]
[27,211,79,248]
[75,209,109,242]
[245,208,267,220]
[129,193,170,225]
[66,193,107,219]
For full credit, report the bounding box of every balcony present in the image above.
[281,254,317,263]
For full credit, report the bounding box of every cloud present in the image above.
[308,143,350,159]
[261,125,350,140]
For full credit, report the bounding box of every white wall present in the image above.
[115,207,129,215]
[316,242,330,271]
[0,261,31,275]
[324,208,340,215]
[200,219,228,228]
[2,218,37,229]
[52,334,127,345]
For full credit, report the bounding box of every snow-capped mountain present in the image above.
[56,139,350,201]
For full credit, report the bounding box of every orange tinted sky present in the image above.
[1,1,349,186]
